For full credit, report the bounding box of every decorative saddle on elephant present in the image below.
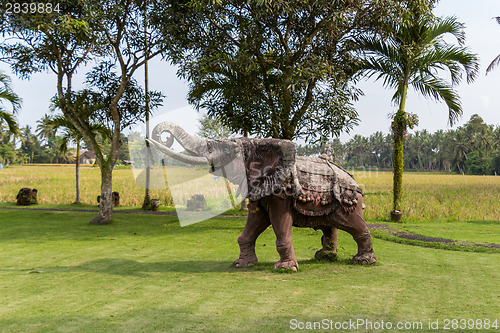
[293,156,363,216]
[236,137,363,216]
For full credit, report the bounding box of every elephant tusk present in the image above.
[152,122,207,156]
[146,138,210,166]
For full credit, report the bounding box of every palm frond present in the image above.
[357,13,477,126]
[0,88,22,114]
[356,36,401,62]
[485,17,500,74]
[486,54,500,74]
[411,74,462,125]
[58,135,70,154]
[0,109,19,134]
[428,16,466,45]
[356,36,403,92]
[0,71,22,113]
[92,123,112,140]
[416,44,479,84]
[364,59,401,87]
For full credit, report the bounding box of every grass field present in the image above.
[0,210,498,332]
[1,164,499,222]
[1,165,499,331]
[0,164,207,208]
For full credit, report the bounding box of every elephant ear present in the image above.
[240,138,296,201]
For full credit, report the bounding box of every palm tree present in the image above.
[0,71,21,137]
[356,11,478,219]
[36,114,56,146]
[46,114,110,204]
[41,115,84,203]
[450,131,471,175]
[493,127,500,152]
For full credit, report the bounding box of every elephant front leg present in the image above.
[234,203,270,267]
[315,227,338,262]
[269,197,299,271]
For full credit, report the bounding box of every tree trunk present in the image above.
[74,141,81,204]
[393,125,404,211]
[142,145,151,209]
[456,162,463,175]
[240,130,249,211]
[142,4,151,210]
[90,167,113,224]
[392,81,408,213]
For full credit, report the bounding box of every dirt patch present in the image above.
[0,206,241,218]
[0,206,178,215]
[368,223,500,249]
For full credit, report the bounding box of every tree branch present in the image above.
[290,78,317,133]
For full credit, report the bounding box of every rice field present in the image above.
[0,164,228,208]
[1,164,499,223]
[355,170,500,222]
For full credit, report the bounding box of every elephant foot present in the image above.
[353,252,377,265]
[315,249,338,262]
[273,259,299,272]
[233,256,258,267]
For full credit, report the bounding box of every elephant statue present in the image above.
[147,122,377,271]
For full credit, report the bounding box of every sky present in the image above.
[1,0,500,144]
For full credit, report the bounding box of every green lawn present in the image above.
[399,221,500,245]
[0,210,498,332]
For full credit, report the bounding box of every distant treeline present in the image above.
[2,114,500,176]
[298,115,500,175]
[0,125,130,166]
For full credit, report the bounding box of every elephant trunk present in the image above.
[152,122,207,156]
[146,138,209,165]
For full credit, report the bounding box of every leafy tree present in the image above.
[492,154,500,175]
[163,0,425,142]
[431,129,449,171]
[297,115,499,176]
[118,134,130,163]
[16,125,44,163]
[0,71,21,136]
[48,70,160,204]
[464,150,490,175]
[0,138,16,166]
[44,111,109,203]
[35,115,73,163]
[356,8,479,216]
[185,49,265,138]
[197,114,233,140]
[1,0,166,224]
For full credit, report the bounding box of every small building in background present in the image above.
[80,150,96,164]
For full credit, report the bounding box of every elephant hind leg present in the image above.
[315,227,338,262]
[333,193,377,265]
[234,206,270,267]
[352,231,377,265]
